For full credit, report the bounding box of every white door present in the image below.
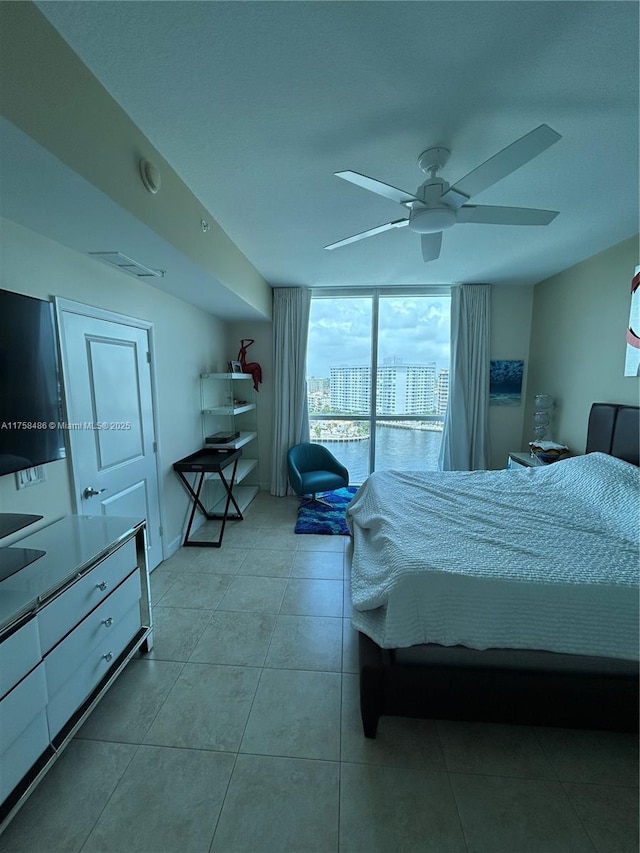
[57,300,163,569]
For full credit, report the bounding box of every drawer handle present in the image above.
[96,581,108,591]
[102,651,113,662]
[102,617,113,628]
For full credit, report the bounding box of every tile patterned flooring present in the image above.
[1,492,638,852]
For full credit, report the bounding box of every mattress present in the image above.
[346,452,640,660]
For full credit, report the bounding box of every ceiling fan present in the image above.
[325,124,561,262]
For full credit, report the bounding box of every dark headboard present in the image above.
[586,403,640,465]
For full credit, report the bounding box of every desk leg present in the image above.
[214,459,243,520]
[177,464,241,548]
[214,460,239,545]
[179,471,208,545]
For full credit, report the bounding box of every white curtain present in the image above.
[439,284,491,471]
[270,287,311,495]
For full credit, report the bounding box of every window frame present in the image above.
[308,286,450,477]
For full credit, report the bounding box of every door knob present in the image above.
[83,486,107,499]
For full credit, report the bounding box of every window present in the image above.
[307,290,451,484]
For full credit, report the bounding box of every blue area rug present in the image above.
[294,486,358,535]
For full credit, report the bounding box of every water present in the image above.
[321,427,442,484]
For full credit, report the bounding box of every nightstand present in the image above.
[507,452,543,469]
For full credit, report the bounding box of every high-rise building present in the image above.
[307,377,330,414]
[307,376,329,394]
[330,361,437,415]
[436,368,450,415]
[330,365,371,412]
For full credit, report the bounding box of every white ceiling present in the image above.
[25,2,640,297]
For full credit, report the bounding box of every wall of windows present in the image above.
[307,289,450,483]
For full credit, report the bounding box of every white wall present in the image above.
[488,285,535,469]
[525,235,639,454]
[0,218,228,553]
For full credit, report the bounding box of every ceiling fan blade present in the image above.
[421,231,442,262]
[335,171,419,207]
[324,218,409,250]
[442,124,562,208]
[457,205,559,226]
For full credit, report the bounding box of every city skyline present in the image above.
[308,363,449,417]
[309,356,439,373]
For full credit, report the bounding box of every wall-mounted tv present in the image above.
[0,289,66,476]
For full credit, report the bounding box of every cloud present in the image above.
[308,294,450,376]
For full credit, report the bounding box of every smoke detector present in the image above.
[139,158,161,194]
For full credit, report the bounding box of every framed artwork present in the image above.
[490,360,524,406]
[228,360,243,374]
[624,265,640,377]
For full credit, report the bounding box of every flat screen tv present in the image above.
[0,289,66,476]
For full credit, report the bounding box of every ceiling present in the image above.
[0,117,260,320]
[22,2,640,299]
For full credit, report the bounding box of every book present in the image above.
[206,431,240,444]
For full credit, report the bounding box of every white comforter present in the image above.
[346,452,640,659]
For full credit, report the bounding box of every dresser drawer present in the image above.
[39,538,137,654]
[45,570,141,699]
[0,662,48,755]
[0,616,41,700]
[47,603,142,739]
[0,710,49,804]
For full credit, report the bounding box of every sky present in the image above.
[307,294,451,378]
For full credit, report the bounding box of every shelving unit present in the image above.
[200,373,260,516]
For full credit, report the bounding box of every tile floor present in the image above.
[1,492,638,853]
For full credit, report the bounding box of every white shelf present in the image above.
[208,484,259,517]
[202,403,256,416]
[205,430,257,450]
[234,458,258,484]
[201,372,253,381]
[205,458,257,486]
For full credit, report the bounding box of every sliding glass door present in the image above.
[307,290,450,484]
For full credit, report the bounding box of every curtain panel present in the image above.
[270,287,311,495]
[439,284,491,471]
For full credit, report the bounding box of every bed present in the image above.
[346,403,640,737]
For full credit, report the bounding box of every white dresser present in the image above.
[0,515,152,833]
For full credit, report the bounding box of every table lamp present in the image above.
[533,394,553,440]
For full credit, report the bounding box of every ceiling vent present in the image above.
[89,251,165,278]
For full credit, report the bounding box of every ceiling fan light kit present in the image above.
[409,206,456,233]
[325,124,562,262]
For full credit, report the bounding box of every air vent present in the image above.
[88,252,165,278]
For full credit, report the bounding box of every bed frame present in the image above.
[358,403,640,738]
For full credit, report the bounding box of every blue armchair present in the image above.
[287,443,349,507]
